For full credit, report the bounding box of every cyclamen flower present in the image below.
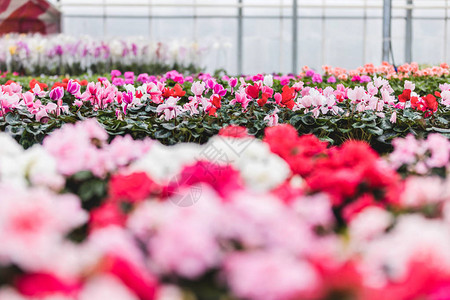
[191,81,205,96]
[112,77,125,86]
[263,74,273,87]
[49,86,64,101]
[230,90,251,110]
[156,97,183,121]
[110,69,121,77]
[67,79,81,95]
[224,251,320,300]
[264,107,279,127]
[31,83,47,97]
[228,77,238,88]
[0,185,87,271]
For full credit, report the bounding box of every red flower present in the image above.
[15,273,80,297]
[171,84,186,98]
[51,82,68,90]
[89,201,127,231]
[410,96,423,110]
[264,125,328,177]
[341,194,381,222]
[281,85,296,109]
[305,140,401,208]
[218,125,249,138]
[136,90,144,99]
[164,161,243,200]
[102,255,159,300]
[423,94,438,112]
[5,80,16,85]
[245,84,260,99]
[208,106,217,116]
[162,87,172,98]
[162,84,186,98]
[398,89,411,102]
[257,92,269,107]
[109,172,159,203]
[264,124,300,157]
[29,79,47,90]
[212,95,221,109]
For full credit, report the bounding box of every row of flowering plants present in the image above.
[0,34,208,75]
[0,117,449,300]
[0,63,449,151]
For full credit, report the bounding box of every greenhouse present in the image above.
[0,1,449,300]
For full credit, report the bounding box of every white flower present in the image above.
[129,142,201,183]
[263,74,273,87]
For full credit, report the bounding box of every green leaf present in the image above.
[366,126,383,136]
[361,114,377,122]
[5,113,19,125]
[155,129,171,139]
[379,118,393,130]
[301,115,315,126]
[161,123,177,130]
[352,122,366,129]
[430,127,450,133]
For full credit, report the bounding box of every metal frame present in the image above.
[56,0,450,73]
[382,0,392,62]
[405,0,413,62]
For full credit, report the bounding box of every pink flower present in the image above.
[224,251,320,300]
[43,119,109,176]
[191,81,205,96]
[230,90,251,110]
[31,84,47,97]
[390,111,397,123]
[347,86,366,103]
[426,133,450,168]
[156,97,183,121]
[400,176,447,208]
[404,80,416,91]
[264,107,279,127]
[0,185,87,271]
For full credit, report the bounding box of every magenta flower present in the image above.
[312,73,323,83]
[137,73,150,83]
[67,79,81,95]
[122,91,133,105]
[327,76,337,83]
[121,91,134,114]
[112,77,125,86]
[110,70,121,77]
[228,77,238,88]
[305,69,315,77]
[124,72,135,79]
[49,87,64,101]
[213,84,227,97]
